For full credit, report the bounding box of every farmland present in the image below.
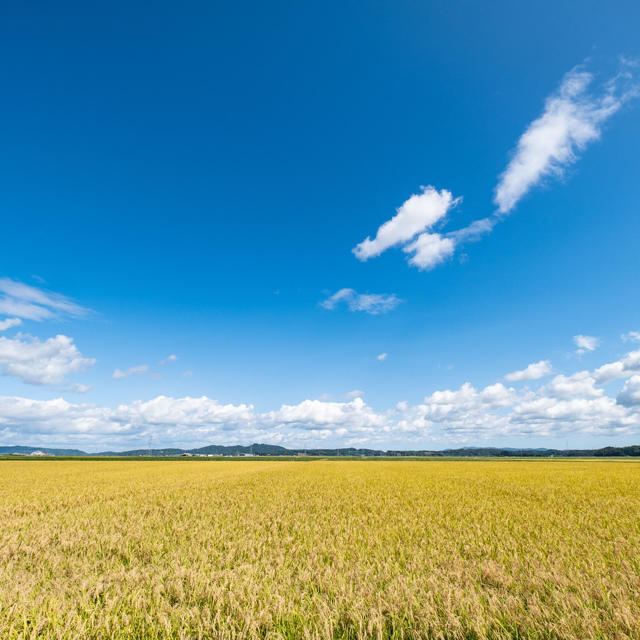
[0,460,639,639]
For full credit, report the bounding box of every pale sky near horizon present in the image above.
[1,0,640,451]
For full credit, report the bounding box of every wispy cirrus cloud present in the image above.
[0,318,21,331]
[494,66,637,215]
[449,63,638,254]
[113,365,151,380]
[320,288,402,315]
[0,278,91,322]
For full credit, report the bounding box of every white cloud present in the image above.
[0,318,21,331]
[622,331,640,342]
[494,68,637,214]
[320,288,353,310]
[399,382,515,437]
[159,354,178,365]
[70,383,92,394]
[0,278,90,322]
[320,289,402,315]
[4,348,640,450]
[593,349,640,383]
[115,395,255,427]
[0,396,103,436]
[403,232,456,270]
[544,371,602,399]
[343,390,365,399]
[505,360,553,381]
[353,187,460,261]
[264,397,385,431]
[377,353,387,361]
[422,63,638,272]
[617,376,640,407]
[0,395,256,450]
[448,217,496,243]
[406,367,638,440]
[574,334,599,354]
[113,365,150,380]
[0,334,95,385]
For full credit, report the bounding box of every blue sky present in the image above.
[1,0,639,451]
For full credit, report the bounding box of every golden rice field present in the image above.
[0,460,639,639]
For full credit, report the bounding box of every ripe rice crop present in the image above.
[0,459,639,639]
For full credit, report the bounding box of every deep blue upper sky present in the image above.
[0,0,639,450]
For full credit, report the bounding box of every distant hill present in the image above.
[2,443,640,458]
[190,443,290,456]
[95,448,185,457]
[0,445,88,456]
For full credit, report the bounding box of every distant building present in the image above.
[30,451,47,457]
[180,452,193,457]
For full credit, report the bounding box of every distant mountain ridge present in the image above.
[2,443,640,457]
[0,445,88,456]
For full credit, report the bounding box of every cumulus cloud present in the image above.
[622,331,640,342]
[403,232,455,270]
[617,376,640,407]
[543,371,602,399]
[0,278,90,322]
[115,395,255,427]
[405,367,639,440]
[264,397,385,431]
[113,365,150,380]
[593,349,640,383]
[398,382,515,437]
[320,289,402,314]
[353,187,460,262]
[377,353,387,361]
[0,334,95,385]
[4,348,640,450]
[0,318,21,331]
[505,360,553,382]
[0,395,385,450]
[574,334,599,354]
[0,394,263,451]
